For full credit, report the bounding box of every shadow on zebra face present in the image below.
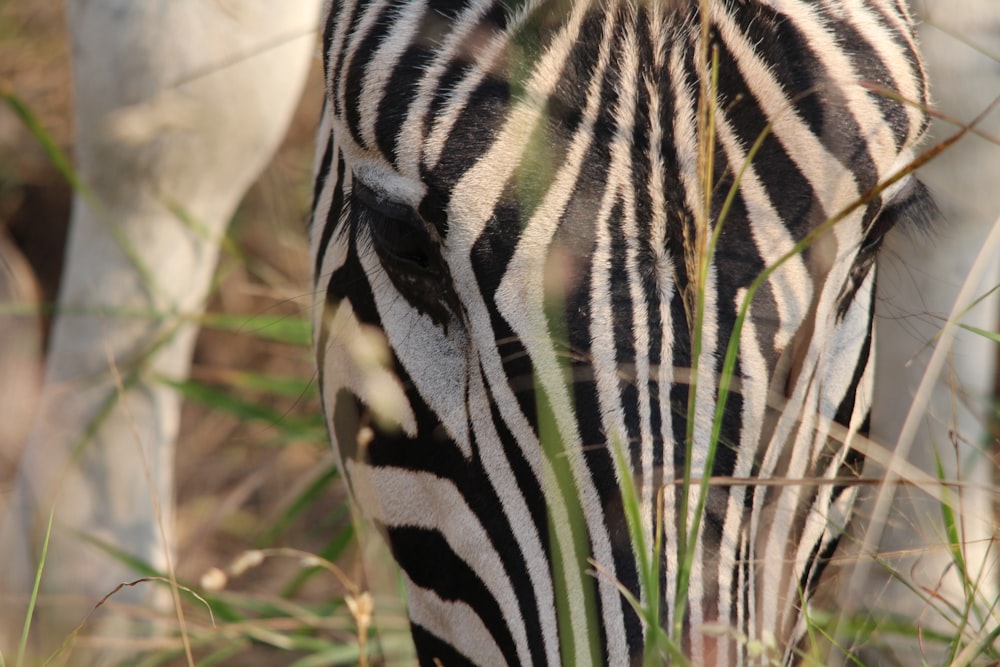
[310,0,932,664]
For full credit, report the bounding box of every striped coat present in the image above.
[310,0,932,663]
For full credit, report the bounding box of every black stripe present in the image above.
[430,71,511,191]
[719,6,820,243]
[329,0,365,120]
[391,526,520,665]
[483,381,551,666]
[375,0,468,162]
[322,0,339,83]
[815,3,910,149]
[313,152,346,287]
[411,622,477,666]
[375,39,435,162]
[344,0,406,150]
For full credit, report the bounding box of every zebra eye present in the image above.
[352,180,436,271]
[351,179,459,328]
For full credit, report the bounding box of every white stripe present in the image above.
[337,0,391,132]
[840,0,927,147]
[643,24,678,647]
[324,0,361,101]
[488,4,627,663]
[584,12,648,664]
[769,0,903,180]
[713,1,889,647]
[404,573,508,666]
[358,242,474,458]
[713,108,812,352]
[679,25,723,666]
[310,122,340,291]
[664,33,699,641]
[715,288,769,663]
[357,0,427,149]
[423,0,551,171]
[466,362,561,666]
[782,270,875,629]
[347,461,534,666]
[712,4,862,218]
[319,300,417,478]
[643,12,671,411]
[616,16,658,584]
[447,0,595,249]
[398,0,507,176]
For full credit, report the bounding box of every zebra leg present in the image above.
[0,1,319,660]
[863,2,1000,661]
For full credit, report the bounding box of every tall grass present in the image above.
[0,79,414,664]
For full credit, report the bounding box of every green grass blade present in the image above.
[609,438,680,664]
[203,368,319,399]
[259,464,342,547]
[198,312,312,347]
[16,507,54,667]
[161,377,326,441]
[70,531,164,578]
[2,91,82,194]
[957,321,1000,343]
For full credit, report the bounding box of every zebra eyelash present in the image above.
[836,176,937,317]
[329,179,403,255]
[349,179,439,270]
[876,176,939,240]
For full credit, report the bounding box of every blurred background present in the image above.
[0,3,408,665]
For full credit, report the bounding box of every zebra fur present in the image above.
[310,0,932,663]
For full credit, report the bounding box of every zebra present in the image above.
[311,0,935,664]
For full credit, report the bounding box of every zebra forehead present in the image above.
[333,0,924,187]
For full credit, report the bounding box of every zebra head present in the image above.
[310,0,931,664]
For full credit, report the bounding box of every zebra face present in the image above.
[310,0,931,664]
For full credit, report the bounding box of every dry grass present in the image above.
[0,3,390,665]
